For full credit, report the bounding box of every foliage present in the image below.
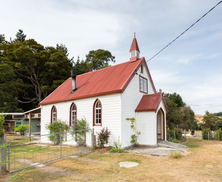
[14,124,29,136]
[164,92,186,107]
[167,128,182,141]
[126,117,141,146]
[97,127,111,148]
[214,128,222,140]
[14,29,26,43]
[0,63,23,112]
[201,111,222,130]
[85,49,115,71]
[192,119,199,130]
[202,128,212,140]
[73,49,116,74]
[46,120,70,145]
[0,30,71,110]
[70,118,90,146]
[164,92,194,130]
[214,111,222,116]
[170,151,182,159]
[0,114,5,137]
[165,97,182,129]
[110,141,126,153]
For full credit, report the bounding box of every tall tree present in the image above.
[0,63,23,112]
[164,92,186,107]
[164,92,194,129]
[85,49,115,71]
[14,29,26,43]
[165,97,182,129]
[0,39,71,109]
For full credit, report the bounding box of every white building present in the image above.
[39,35,168,148]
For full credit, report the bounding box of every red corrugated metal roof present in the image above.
[135,93,168,113]
[129,37,140,53]
[39,57,148,106]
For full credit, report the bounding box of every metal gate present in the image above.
[8,130,92,173]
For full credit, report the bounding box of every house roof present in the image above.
[39,57,156,106]
[129,35,140,53]
[135,93,168,113]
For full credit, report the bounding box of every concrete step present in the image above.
[158,140,188,149]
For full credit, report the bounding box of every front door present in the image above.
[157,112,162,140]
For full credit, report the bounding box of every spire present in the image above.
[129,32,140,53]
[129,33,140,61]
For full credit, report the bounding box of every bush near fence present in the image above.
[202,128,222,140]
[167,128,182,141]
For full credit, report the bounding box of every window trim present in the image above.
[139,75,148,94]
[51,106,57,124]
[69,102,77,126]
[93,99,102,126]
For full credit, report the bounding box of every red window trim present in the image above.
[51,105,57,124]
[93,99,102,126]
[139,75,148,94]
[69,102,77,127]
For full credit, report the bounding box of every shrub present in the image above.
[215,128,222,140]
[97,128,111,148]
[202,128,212,140]
[46,120,69,145]
[110,141,126,153]
[14,124,29,136]
[167,128,182,141]
[70,118,90,146]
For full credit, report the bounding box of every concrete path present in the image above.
[127,141,188,156]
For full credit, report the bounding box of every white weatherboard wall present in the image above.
[41,93,122,146]
[121,63,155,148]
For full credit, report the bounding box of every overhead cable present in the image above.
[147,0,222,62]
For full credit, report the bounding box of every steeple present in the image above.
[129,33,140,61]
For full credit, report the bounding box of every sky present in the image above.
[1,0,222,115]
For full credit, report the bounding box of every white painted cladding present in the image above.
[41,93,122,146]
[40,62,164,148]
[121,65,155,148]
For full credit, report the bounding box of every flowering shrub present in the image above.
[46,120,69,145]
[70,118,90,146]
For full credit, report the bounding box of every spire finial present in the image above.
[134,32,136,38]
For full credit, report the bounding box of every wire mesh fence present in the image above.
[8,130,92,173]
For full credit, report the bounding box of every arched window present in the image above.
[93,99,102,126]
[51,106,57,123]
[70,102,77,126]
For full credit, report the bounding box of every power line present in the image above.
[147,0,222,62]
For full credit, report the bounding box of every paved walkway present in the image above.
[127,141,189,156]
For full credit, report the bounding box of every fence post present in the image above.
[208,132,209,140]
[60,133,62,158]
[219,133,220,141]
[174,131,176,139]
[184,129,186,141]
[91,128,94,149]
[1,133,7,174]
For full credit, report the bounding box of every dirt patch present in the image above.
[92,147,110,154]
[39,166,74,176]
